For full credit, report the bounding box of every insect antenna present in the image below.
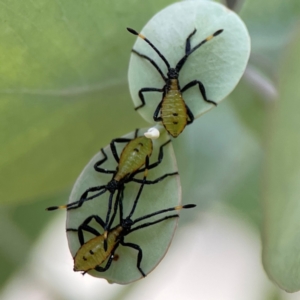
[46,187,107,211]
[130,204,196,233]
[127,27,171,70]
[83,188,107,202]
[176,29,224,72]
[131,49,167,82]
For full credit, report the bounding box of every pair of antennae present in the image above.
[127,27,223,72]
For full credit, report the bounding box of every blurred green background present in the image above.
[1,0,300,299]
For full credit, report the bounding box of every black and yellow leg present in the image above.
[153,99,163,122]
[186,105,195,124]
[107,187,125,232]
[126,156,149,220]
[103,192,116,243]
[181,80,217,106]
[133,128,139,138]
[137,140,171,171]
[110,137,133,163]
[121,240,146,277]
[130,141,178,188]
[103,188,125,251]
[136,87,164,110]
[94,148,116,173]
[67,214,105,245]
[131,172,178,185]
[94,253,115,273]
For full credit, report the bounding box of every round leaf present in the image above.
[66,127,181,284]
[128,0,250,125]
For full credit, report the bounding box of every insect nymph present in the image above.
[128,27,223,137]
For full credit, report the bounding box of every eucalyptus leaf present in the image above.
[66,127,182,284]
[128,0,250,126]
[262,31,300,292]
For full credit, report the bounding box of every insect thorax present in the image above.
[106,180,120,193]
[167,68,179,79]
[122,218,134,230]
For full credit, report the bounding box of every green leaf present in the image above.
[262,30,300,292]
[128,0,250,125]
[0,0,176,205]
[66,127,183,284]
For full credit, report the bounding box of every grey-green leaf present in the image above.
[66,127,182,284]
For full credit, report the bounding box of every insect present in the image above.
[67,176,196,277]
[47,129,178,246]
[127,27,223,137]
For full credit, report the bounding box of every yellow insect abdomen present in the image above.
[161,80,188,137]
[115,136,153,181]
[73,227,122,272]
